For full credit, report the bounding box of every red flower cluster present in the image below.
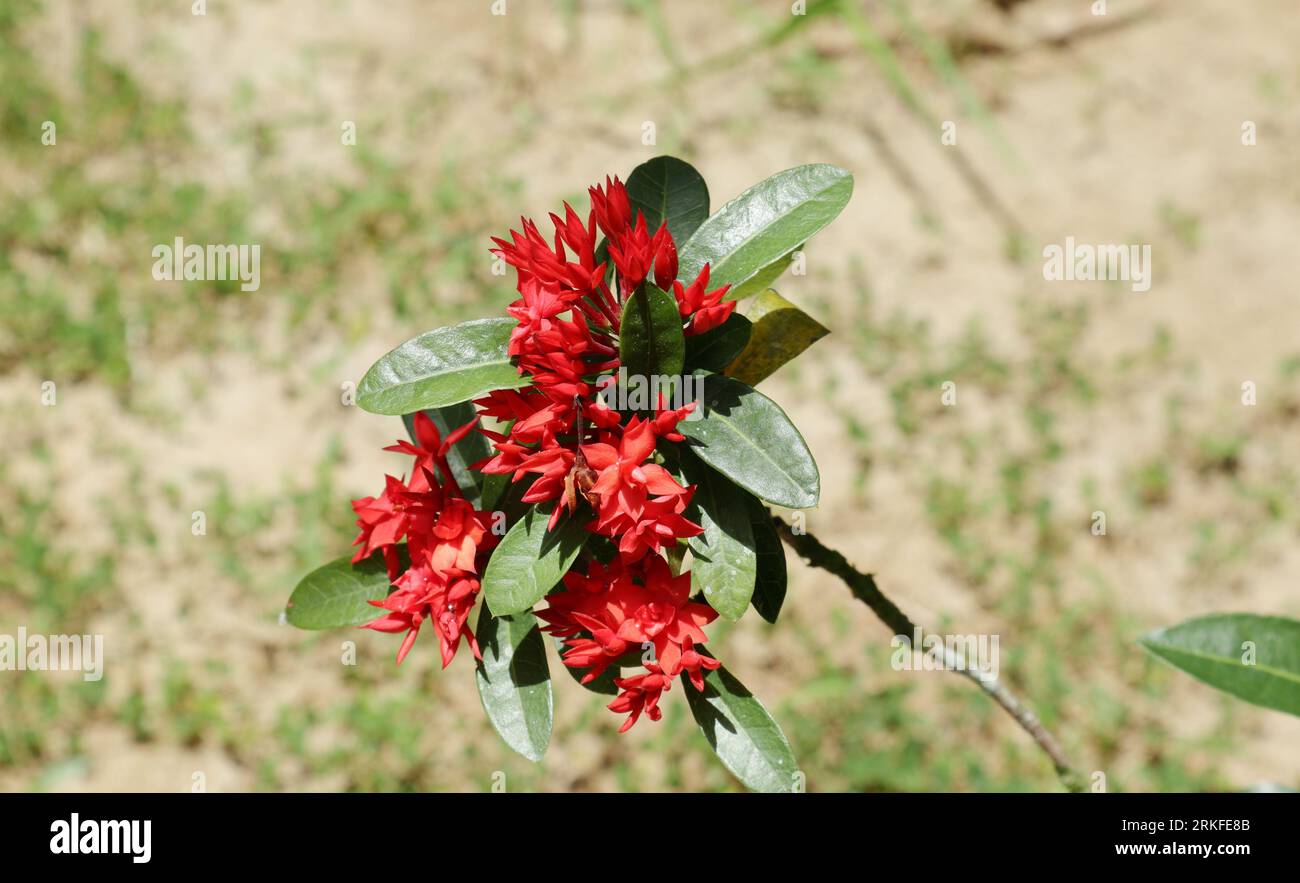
[537,555,720,731]
[478,175,716,554]
[487,177,735,728]
[578,414,702,559]
[350,175,737,731]
[350,412,498,667]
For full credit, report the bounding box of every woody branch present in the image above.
[773,517,1084,792]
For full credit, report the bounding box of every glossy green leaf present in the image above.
[475,610,553,761]
[482,505,589,616]
[679,374,819,509]
[1141,614,1300,717]
[357,317,527,416]
[552,634,620,695]
[685,663,799,793]
[619,283,685,382]
[402,400,491,507]
[681,451,756,622]
[284,552,401,630]
[746,496,787,624]
[625,155,710,244]
[684,312,751,374]
[679,164,852,293]
[726,290,829,387]
[724,249,799,302]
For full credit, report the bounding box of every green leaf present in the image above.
[619,283,685,382]
[684,312,752,374]
[479,472,510,514]
[679,164,853,293]
[681,451,756,622]
[482,505,589,616]
[552,635,620,695]
[724,249,799,302]
[357,317,527,416]
[475,609,553,761]
[625,155,710,244]
[726,290,829,387]
[685,663,799,793]
[679,374,819,509]
[1140,614,1300,717]
[595,237,614,287]
[746,497,787,623]
[402,400,491,507]
[284,552,401,630]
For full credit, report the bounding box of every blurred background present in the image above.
[2,0,1298,792]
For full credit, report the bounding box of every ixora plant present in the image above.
[284,156,850,791]
[279,157,1290,795]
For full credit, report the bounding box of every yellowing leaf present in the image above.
[725,290,828,387]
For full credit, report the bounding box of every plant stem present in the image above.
[773,518,1084,792]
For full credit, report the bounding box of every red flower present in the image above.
[351,474,414,581]
[539,554,718,729]
[349,416,497,666]
[589,176,634,243]
[608,665,673,732]
[671,635,721,692]
[651,393,696,443]
[492,213,603,300]
[580,417,701,558]
[608,215,677,297]
[384,411,476,493]
[588,176,678,296]
[606,555,716,659]
[606,639,718,732]
[672,263,734,335]
[363,563,483,667]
